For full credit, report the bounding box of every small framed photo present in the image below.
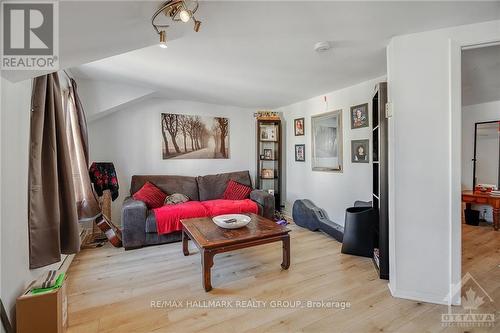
[350,103,369,129]
[263,148,273,160]
[260,124,278,141]
[294,118,305,136]
[295,144,305,162]
[351,139,369,163]
[261,168,274,179]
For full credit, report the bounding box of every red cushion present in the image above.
[223,180,252,200]
[133,182,167,209]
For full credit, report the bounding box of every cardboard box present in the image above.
[16,281,67,333]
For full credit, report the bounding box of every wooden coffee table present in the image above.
[181,213,290,291]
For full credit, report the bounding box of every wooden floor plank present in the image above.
[66,223,500,332]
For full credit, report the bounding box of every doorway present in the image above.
[459,44,500,312]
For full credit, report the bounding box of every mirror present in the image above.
[311,110,343,172]
[473,121,500,189]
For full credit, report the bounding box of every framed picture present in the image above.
[261,168,274,179]
[295,144,305,162]
[260,124,278,142]
[161,113,229,159]
[311,110,343,171]
[350,103,369,129]
[351,139,369,163]
[263,148,273,160]
[294,118,305,136]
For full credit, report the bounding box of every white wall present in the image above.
[0,75,73,329]
[0,78,41,326]
[386,20,500,305]
[462,100,500,190]
[87,98,257,223]
[277,76,385,225]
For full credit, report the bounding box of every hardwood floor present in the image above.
[66,223,499,333]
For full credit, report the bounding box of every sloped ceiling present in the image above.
[70,1,500,109]
[2,1,500,110]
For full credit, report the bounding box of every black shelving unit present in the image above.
[256,119,282,211]
[372,82,389,280]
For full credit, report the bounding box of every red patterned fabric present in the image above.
[153,201,208,234]
[153,199,258,235]
[133,182,167,209]
[201,199,258,217]
[223,180,252,200]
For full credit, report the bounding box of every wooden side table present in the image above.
[462,190,500,231]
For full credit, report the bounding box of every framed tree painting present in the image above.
[161,113,229,159]
[311,110,343,172]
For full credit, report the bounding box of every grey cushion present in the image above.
[196,171,252,201]
[130,175,199,201]
[145,211,157,233]
[164,193,190,205]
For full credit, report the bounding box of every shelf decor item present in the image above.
[254,110,280,120]
[311,110,343,172]
[295,144,305,162]
[261,169,274,179]
[351,139,369,163]
[256,118,282,210]
[350,103,369,129]
[259,124,278,142]
[294,117,305,136]
[263,149,273,160]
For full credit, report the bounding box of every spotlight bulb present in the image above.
[159,30,167,48]
[179,9,191,23]
[194,19,201,32]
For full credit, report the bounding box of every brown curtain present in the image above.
[65,83,100,221]
[28,74,80,268]
[69,78,89,165]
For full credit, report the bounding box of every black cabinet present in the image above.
[372,82,389,280]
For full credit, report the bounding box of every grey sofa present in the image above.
[121,170,275,250]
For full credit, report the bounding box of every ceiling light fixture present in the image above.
[152,0,201,48]
[159,30,168,48]
[179,9,191,23]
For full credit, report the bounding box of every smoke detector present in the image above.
[314,41,331,53]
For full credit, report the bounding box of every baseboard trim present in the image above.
[389,287,450,306]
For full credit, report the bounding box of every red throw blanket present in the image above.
[153,199,259,235]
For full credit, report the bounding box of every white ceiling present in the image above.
[462,44,500,106]
[4,1,500,108]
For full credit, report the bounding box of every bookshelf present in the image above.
[256,118,282,211]
[372,82,389,280]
